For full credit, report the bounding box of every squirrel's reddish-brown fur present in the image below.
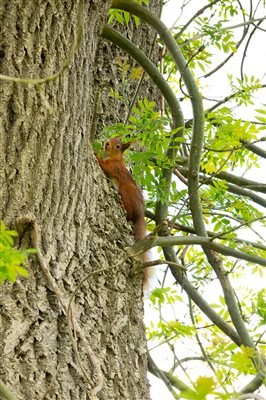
[95,137,151,288]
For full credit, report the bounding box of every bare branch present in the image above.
[239,368,266,395]
[130,235,266,267]
[170,222,266,252]
[175,0,221,38]
[188,298,217,374]
[148,353,181,399]
[177,164,266,207]
[240,19,265,80]
[180,16,266,47]
[201,0,250,79]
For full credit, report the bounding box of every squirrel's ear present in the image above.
[121,142,132,153]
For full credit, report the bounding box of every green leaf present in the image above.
[194,376,216,397]
[133,15,140,27]
[256,289,266,325]
[115,11,124,24]
[16,266,29,277]
[124,11,130,25]
[231,345,256,375]
[0,221,34,284]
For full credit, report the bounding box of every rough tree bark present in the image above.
[0,1,160,399]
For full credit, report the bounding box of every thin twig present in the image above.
[142,258,186,270]
[180,16,266,47]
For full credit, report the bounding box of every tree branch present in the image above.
[177,164,266,207]
[188,298,217,374]
[170,222,266,252]
[240,139,266,159]
[239,368,266,395]
[148,353,181,399]
[201,0,250,79]
[240,20,264,80]
[175,0,221,39]
[130,235,266,267]
[176,159,266,194]
[160,246,242,345]
[204,169,266,193]
[180,16,266,47]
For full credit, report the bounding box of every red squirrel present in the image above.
[95,137,151,287]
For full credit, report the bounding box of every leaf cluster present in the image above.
[0,221,35,284]
[108,0,148,27]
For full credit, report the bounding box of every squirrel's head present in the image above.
[104,137,131,157]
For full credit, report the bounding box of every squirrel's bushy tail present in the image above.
[133,217,153,290]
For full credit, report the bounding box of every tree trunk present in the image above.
[0,1,159,399]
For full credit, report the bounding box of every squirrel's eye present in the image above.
[116,144,121,149]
